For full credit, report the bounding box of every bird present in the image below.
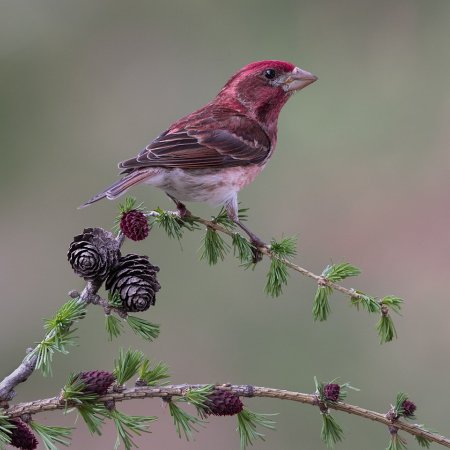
[81,60,317,249]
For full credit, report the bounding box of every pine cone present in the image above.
[105,254,160,312]
[9,419,38,450]
[68,228,120,281]
[324,383,340,402]
[205,390,244,416]
[120,210,149,241]
[401,399,417,418]
[77,370,116,395]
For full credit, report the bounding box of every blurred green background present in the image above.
[1,0,450,449]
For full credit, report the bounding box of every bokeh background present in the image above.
[1,1,450,449]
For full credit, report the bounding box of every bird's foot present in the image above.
[166,194,192,218]
[249,237,265,264]
[177,204,192,219]
[233,220,266,263]
[250,246,264,264]
[176,203,192,218]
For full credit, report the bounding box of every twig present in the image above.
[0,351,37,402]
[0,232,127,402]
[169,213,363,300]
[6,384,450,448]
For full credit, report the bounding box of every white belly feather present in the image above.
[144,165,264,206]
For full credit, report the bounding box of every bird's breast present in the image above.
[144,165,265,206]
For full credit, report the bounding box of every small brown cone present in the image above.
[205,390,244,416]
[120,210,150,241]
[9,419,38,450]
[68,228,120,281]
[77,370,116,395]
[106,254,160,312]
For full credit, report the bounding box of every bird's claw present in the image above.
[176,203,191,218]
[250,237,265,264]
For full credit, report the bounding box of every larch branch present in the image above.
[6,384,450,448]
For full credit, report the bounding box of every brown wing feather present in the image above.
[119,110,271,173]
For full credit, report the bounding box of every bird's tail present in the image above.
[79,170,150,208]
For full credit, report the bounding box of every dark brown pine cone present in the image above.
[401,399,417,418]
[205,390,244,416]
[68,228,120,281]
[77,370,116,395]
[323,383,341,402]
[105,254,160,312]
[120,210,150,241]
[9,419,38,450]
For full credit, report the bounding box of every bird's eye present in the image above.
[263,69,276,80]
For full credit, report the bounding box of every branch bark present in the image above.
[6,384,450,448]
[0,352,37,402]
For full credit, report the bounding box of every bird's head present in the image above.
[217,60,317,129]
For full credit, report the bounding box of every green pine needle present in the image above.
[44,299,87,333]
[110,409,156,450]
[270,236,297,258]
[375,296,401,343]
[61,374,109,435]
[237,206,249,222]
[351,293,381,313]
[30,328,77,377]
[0,414,13,446]
[118,197,140,214]
[323,263,361,282]
[27,299,86,376]
[126,316,160,342]
[200,227,230,265]
[137,360,170,386]
[182,385,214,410]
[313,286,333,321]
[212,207,236,229]
[377,314,398,344]
[30,340,57,377]
[232,233,254,265]
[393,392,416,418]
[153,208,184,240]
[312,263,360,321]
[237,409,277,450]
[114,348,144,385]
[416,435,432,448]
[412,424,435,448]
[106,315,124,341]
[211,206,248,229]
[29,422,72,450]
[394,392,409,413]
[314,376,323,395]
[108,291,124,309]
[386,433,408,450]
[381,296,403,314]
[77,403,108,436]
[265,258,290,297]
[265,236,297,297]
[320,413,344,448]
[61,373,98,403]
[168,401,204,441]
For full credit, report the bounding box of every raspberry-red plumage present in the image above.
[81,59,317,217]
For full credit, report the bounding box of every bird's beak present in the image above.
[283,67,318,92]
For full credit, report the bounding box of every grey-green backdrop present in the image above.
[1,1,450,449]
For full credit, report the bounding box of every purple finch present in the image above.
[81,60,317,246]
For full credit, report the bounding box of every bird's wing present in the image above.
[118,114,271,173]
